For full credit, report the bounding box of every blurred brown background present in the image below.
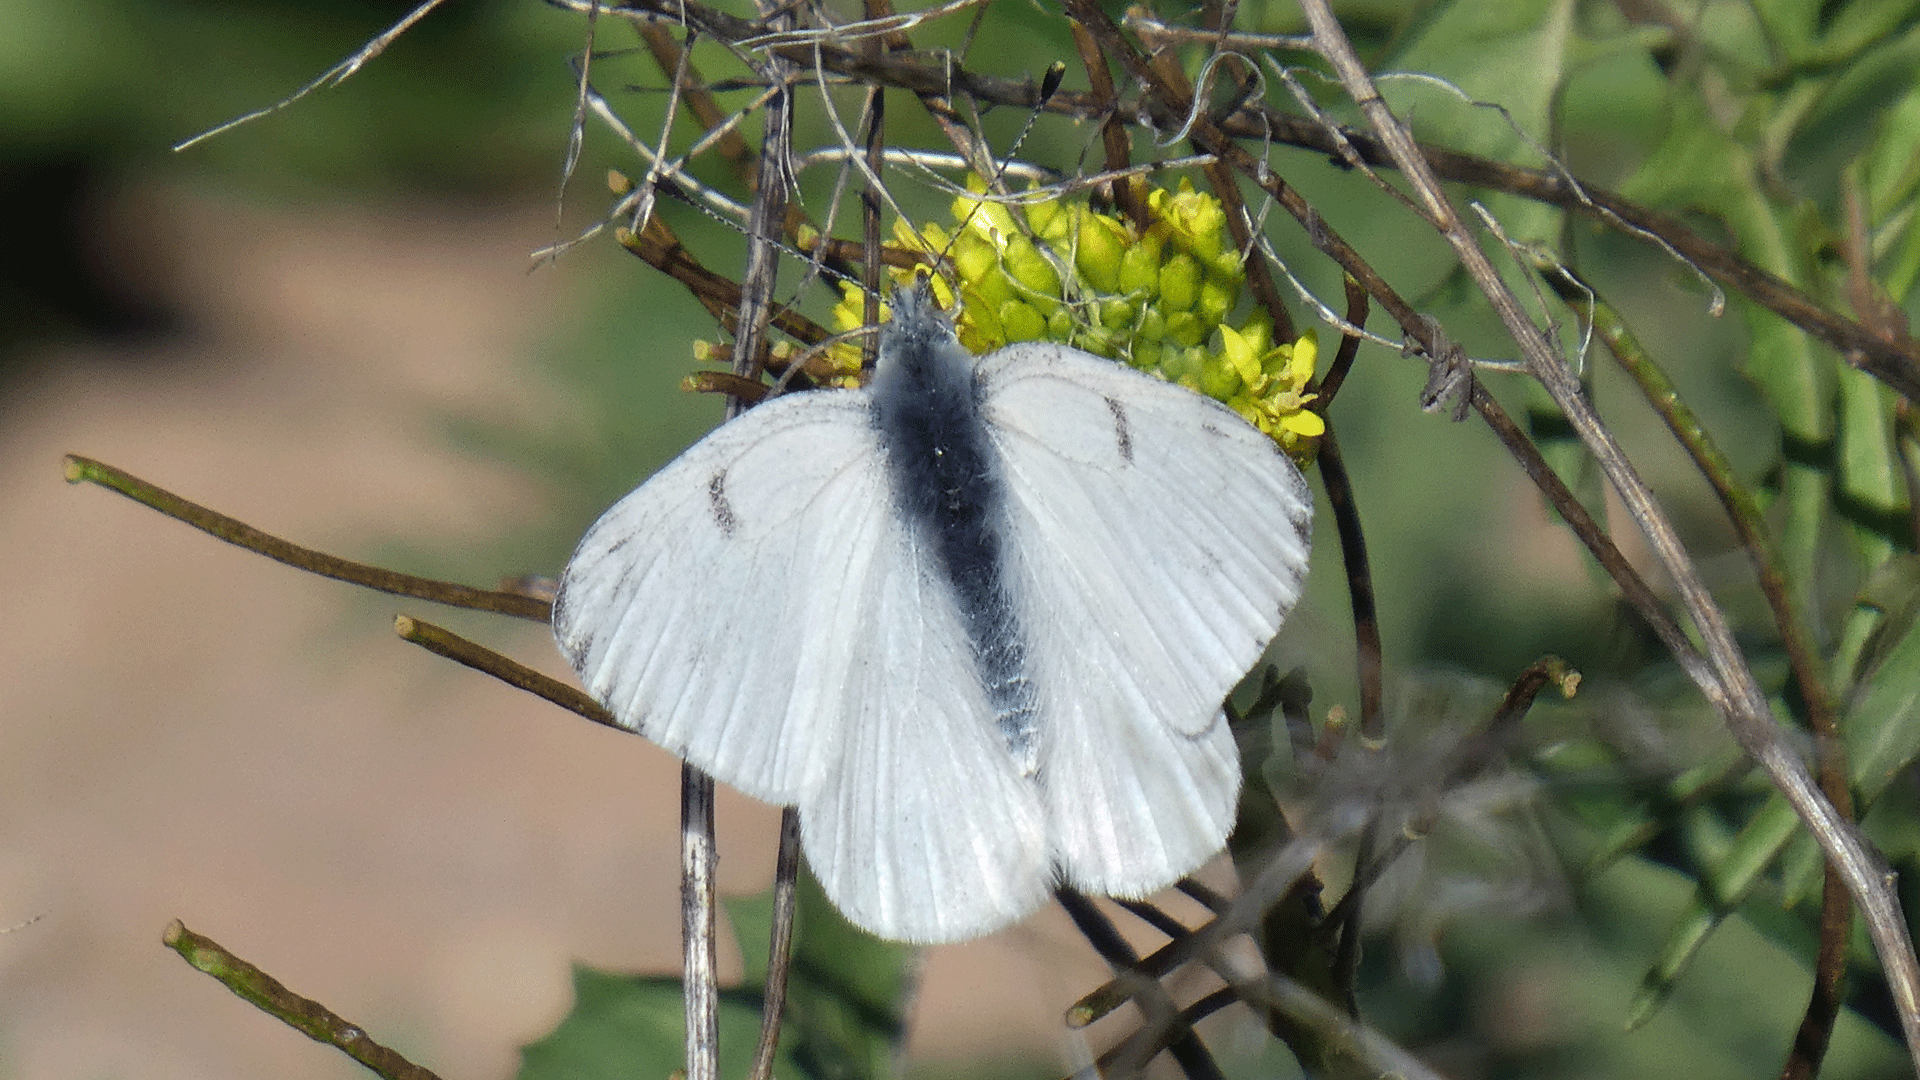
[0,4,1136,1075]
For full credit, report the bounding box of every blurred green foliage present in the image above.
[0,0,596,355]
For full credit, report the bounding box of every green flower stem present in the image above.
[1536,261,1856,1045]
[1531,264,1846,765]
[63,455,551,622]
[163,920,444,1080]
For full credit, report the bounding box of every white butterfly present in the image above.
[554,286,1313,943]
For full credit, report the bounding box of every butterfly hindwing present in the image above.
[980,342,1313,895]
[800,516,1050,943]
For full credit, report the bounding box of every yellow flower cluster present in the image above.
[826,177,1324,459]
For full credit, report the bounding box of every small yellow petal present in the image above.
[1281,409,1326,437]
[1289,330,1320,383]
[1219,325,1257,382]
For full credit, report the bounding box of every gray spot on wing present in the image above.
[1291,504,1313,548]
[1104,396,1134,464]
[708,470,738,536]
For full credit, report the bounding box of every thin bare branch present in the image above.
[680,763,720,1080]
[172,0,454,152]
[63,455,551,622]
[164,921,444,1080]
[392,616,617,729]
[747,808,803,1080]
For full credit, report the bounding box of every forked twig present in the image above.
[1054,889,1223,1080]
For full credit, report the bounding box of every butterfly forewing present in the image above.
[554,392,892,804]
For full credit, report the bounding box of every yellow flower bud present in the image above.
[1197,276,1237,325]
[1238,318,1273,359]
[1004,235,1062,307]
[1118,243,1160,295]
[1159,253,1201,312]
[1199,354,1243,400]
[963,298,1005,350]
[1164,310,1205,347]
[999,300,1046,343]
[1076,327,1117,358]
[1073,213,1129,293]
[1208,250,1243,281]
[1026,196,1062,240]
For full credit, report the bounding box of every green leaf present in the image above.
[1382,0,1576,245]
[1837,556,1920,803]
[1629,559,1920,1017]
[517,967,779,1080]
[1626,797,1803,1027]
[1781,26,1920,206]
[1836,367,1906,567]
[780,864,918,1080]
[520,863,916,1080]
